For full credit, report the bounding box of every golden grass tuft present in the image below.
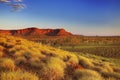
[0,58,15,71]
[0,37,6,45]
[40,57,65,80]
[78,55,94,69]
[0,71,39,80]
[101,62,113,73]
[74,69,102,80]
[40,65,64,80]
[112,66,120,73]
[0,52,3,58]
[47,57,66,68]
[30,61,45,69]
[101,71,120,79]
[0,46,4,57]
[15,57,27,65]
[0,45,4,51]
[29,57,40,62]
[23,50,43,60]
[13,50,26,57]
[92,66,108,73]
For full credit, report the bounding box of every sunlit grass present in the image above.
[0,71,39,80]
[39,57,65,80]
[74,69,102,80]
[78,55,94,69]
[0,58,15,71]
[0,34,120,80]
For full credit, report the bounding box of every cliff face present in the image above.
[0,27,72,36]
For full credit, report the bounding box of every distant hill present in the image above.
[0,27,72,36]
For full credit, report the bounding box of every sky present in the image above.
[0,0,120,36]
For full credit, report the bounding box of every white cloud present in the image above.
[14,0,22,2]
[0,0,10,3]
[0,0,25,11]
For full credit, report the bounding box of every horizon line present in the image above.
[0,27,120,37]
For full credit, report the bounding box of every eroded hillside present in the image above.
[0,27,72,36]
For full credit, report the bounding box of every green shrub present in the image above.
[0,71,39,80]
[74,69,102,80]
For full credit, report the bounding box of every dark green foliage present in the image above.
[63,46,120,59]
[20,35,120,47]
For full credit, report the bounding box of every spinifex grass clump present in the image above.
[0,45,5,58]
[74,69,102,80]
[15,56,27,65]
[0,58,15,71]
[39,57,66,80]
[0,70,39,80]
[78,55,94,69]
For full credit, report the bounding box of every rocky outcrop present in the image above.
[0,27,72,36]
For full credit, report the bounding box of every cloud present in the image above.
[0,0,26,11]
[14,0,22,2]
[0,0,10,3]
[8,3,26,11]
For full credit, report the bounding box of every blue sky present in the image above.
[0,0,120,36]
